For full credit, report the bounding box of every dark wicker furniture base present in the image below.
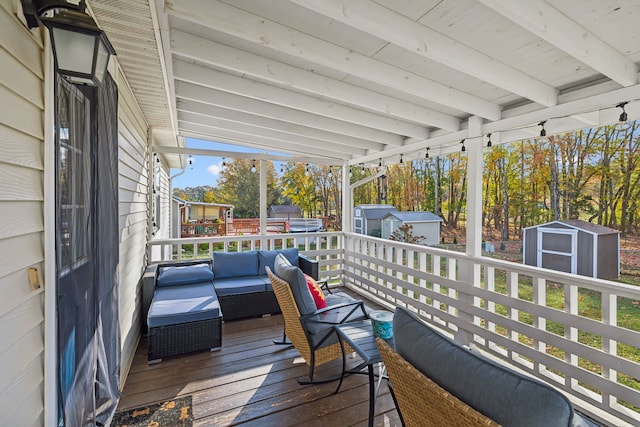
[218,291,281,321]
[148,317,222,363]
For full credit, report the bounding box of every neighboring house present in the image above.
[353,204,398,236]
[171,197,234,237]
[381,212,443,245]
[269,205,303,219]
[523,220,620,279]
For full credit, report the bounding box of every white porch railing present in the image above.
[343,232,640,427]
[148,232,344,275]
[147,231,640,426]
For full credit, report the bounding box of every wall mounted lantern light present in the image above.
[22,0,116,87]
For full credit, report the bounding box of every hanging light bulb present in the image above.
[425,148,430,159]
[361,162,365,172]
[617,102,628,122]
[328,167,333,178]
[460,139,466,152]
[251,159,256,173]
[305,163,310,175]
[539,121,547,137]
[487,133,492,147]
[222,157,226,167]
[349,166,352,177]
[400,154,403,164]
[378,158,382,167]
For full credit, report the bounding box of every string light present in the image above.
[400,154,403,164]
[487,133,492,147]
[328,166,333,178]
[251,159,256,173]
[378,158,382,167]
[538,121,547,137]
[425,147,430,158]
[222,157,226,167]
[460,139,466,152]
[349,166,352,177]
[305,163,310,175]
[617,102,628,122]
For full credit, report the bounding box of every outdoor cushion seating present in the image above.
[141,250,320,362]
[211,248,318,320]
[379,307,599,427]
[145,260,222,363]
[266,254,369,383]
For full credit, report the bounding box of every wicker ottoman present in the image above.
[147,279,222,363]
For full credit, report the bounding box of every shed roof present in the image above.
[384,212,443,222]
[355,204,398,219]
[526,219,619,235]
[172,196,234,208]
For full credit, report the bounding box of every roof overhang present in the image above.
[91,0,640,166]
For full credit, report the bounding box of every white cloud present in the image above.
[207,163,222,176]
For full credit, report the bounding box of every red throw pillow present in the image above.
[304,274,326,309]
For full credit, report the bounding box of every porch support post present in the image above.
[466,115,483,257]
[342,162,351,232]
[456,115,484,345]
[259,159,267,235]
[341,162,350,287]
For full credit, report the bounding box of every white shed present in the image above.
[381,212,443,245]
[353,204,398,236]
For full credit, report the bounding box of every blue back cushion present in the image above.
[258,248,299,275]
[212,251,259,279]
[273,253,316,316]
[393,307,574,427]
[156,263,213,287]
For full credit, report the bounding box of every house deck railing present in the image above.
[148,232,640,426]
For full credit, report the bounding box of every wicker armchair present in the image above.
[266,266,367,384]
[376,339,500,427]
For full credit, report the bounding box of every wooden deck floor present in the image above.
[118,292,402,426]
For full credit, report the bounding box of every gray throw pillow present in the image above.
[273,253,316,315]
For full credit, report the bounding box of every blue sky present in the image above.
[171,138,284,189]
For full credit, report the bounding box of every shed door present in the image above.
[536,228,577,274]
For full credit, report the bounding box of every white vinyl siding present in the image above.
[115,64,150,383]
[0,0,46,425]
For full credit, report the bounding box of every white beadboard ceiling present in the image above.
[91,0,640,167]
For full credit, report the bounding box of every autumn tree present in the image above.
[213,158,279,218]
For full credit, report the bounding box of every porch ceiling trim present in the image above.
[91,0,640,166]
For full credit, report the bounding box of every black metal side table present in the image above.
[334,320,394,427]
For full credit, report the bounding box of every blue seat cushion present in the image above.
[156,263,213,287]
[148,282,220,328]
[213,276,268,297]
[212,251,259,279]
[258,248,299,275]
[393,307,574,427]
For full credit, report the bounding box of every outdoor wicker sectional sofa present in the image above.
[211,248,318,321]
[142,248,318,362]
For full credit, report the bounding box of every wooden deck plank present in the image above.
[118,288,401,425]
